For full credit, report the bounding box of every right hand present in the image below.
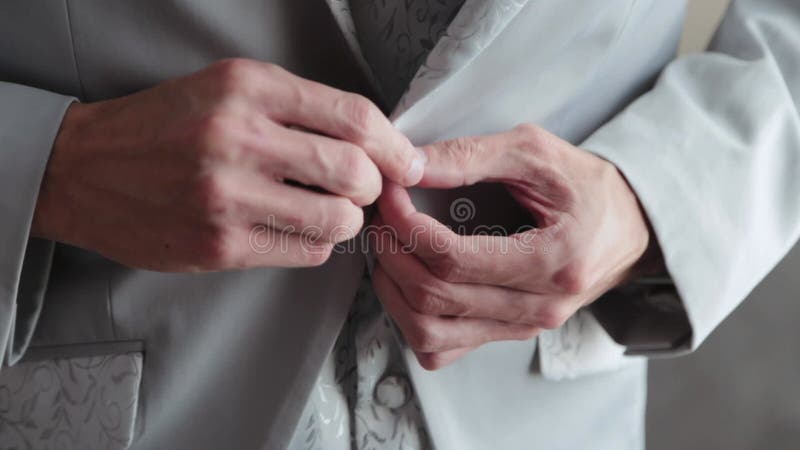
[31,58,425,272]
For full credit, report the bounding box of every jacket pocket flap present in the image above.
[0,351,143,449]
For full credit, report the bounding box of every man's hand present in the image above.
[373,124,653,370]
[31,58,425,271]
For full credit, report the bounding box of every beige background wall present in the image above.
[679,0,731,54]
[647,1,800,449]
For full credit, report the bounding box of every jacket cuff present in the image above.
[579,120,704,357]
[0,82,75,367]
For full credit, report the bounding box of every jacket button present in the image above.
[374,374,411,409]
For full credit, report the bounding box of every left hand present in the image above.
[372,124,654,370]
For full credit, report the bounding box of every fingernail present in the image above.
[404,148,427,186]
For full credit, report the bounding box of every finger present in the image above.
[265,71,425,186]
[416,125,565,189]
[415,132,517,188]
[414,347,476,371]
[97,198,336,271]
[376,241,569,326]
[255,182,364,244]
[265,126,382,206]
[216,168,364,243]
[194,223,336,271]
[369,234,480,370]
[378,181,567,289]
[376,181,460,259]
[373,266,540,353]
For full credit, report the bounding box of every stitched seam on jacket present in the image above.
[62,0,86,99]
[106,266,117,340]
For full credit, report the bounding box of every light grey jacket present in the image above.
[1,1,799,449]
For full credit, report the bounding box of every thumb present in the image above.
[416,132,515,188]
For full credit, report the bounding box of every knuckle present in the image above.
[507,301,538,325]
[417,353,447,371]
[335,146,366,185]
[297,243,334,267]
[536,305,570,330]
[514,124,554,157]
[439,136,485,184]
[282,209,312,232]
[258,61,283,77]
[449,136,480,153]
[325,199,364,240]
[280,79,306,112]
[339,94,379,141]
[198,226,238,268]
[209,58,257,94]
[513,123,544,140]
[408,283,449,316]
[553,262,592,295]
[192,172,233,218]
[337,147,380,204]
[407,318,443,353]
[516,326,541,340]
[303,137,330,172]
[343,203,366,233]
[443,136,480,168]
[193,114,236,157]
[427,253,462,283]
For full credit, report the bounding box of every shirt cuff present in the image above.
[0,82,75,367]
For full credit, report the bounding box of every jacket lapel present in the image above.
[392,0,531,119]
[323,0,530,118]
[323,0,386,103]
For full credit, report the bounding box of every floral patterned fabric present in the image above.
[348,0,467,108]
[0,353,143,450]
[289,2,472,448]
[289,277,431,450]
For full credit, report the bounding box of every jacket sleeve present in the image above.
[0,81,74,368]
[580,0,800,356]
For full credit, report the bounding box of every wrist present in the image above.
[623,190,666,280]
[602,159,661,282]
[632,220,667,277]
